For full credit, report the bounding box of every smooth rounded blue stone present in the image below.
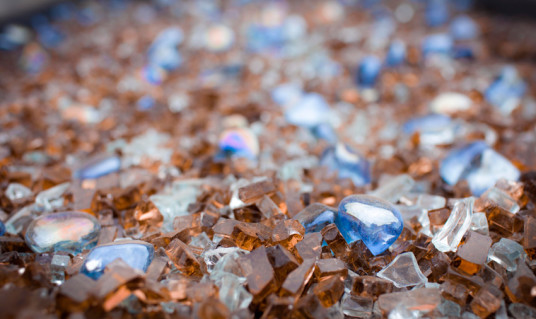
[337,195,403,255]
[452,46,475,60]
[484,67,526,110]
[320,143,371,187]
[386,40,406,67]
[0,220,5,236]
[285,93,330,128]
[148,45,182,71]
[422,34,453,57]
[450,15,478,40]
[402,114,451,135]
[294,203,337,234]
[356,56,382,87]
[311,123,338,144]
[439,141,488,186]
[80,241,154,280]
[425,0,449,27]
[74,156,121,180]
[137,95,155,110]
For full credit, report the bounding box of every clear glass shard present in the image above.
[480,187,520,214]
[369,174,415,204]
[432,197,474,252]
[377,252,428,288]
[488,238,526,272]
[469,212,489,236]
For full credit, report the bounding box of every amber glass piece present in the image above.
[295,232,322,261]
[165,239,203,277]
[238,180,276,204]
[281,258,315,297]
[256,195,283,218]
[485,206,522,236]
[524,217,536,260]
[232,222,263,250]
[441,280,470,305]
[238,246,275,301]
[314,258,348,280]
[345,241,374,273]
[197,297,230,319]
[351,276,394,300]
[134,199,163,232]
[470,284,503,318]
[97,226,117,246]
[260,295,294,319]
[293,293,329,319]
[58,274,95,304]
[212,218,240,238]
[146,255,168,281]
[266,245,300,286]
[505,259,536,305]
[320,224,348,259]
[428,207,450,233]
[452,231,492,275]
[444,267,483,296]
[272,219,305,250]
[313,275,344,307]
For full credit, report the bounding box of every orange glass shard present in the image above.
[312,275,344,307]
[271,219,305,250]
[320,224,348,259]
[295,232,322,261]
[281,258,315,297]
[351,276,394,300]
[238,180,276,204]
[165,239,203,277]
[314,258,348,280]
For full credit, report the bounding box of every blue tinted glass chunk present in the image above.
[284,93,330,128]
[450,15,478,40]
[425,0,449,27]
[74,156,121,180]
[422,34,453,57]
[386,40,406,67]
[356,56,382,87]
[25,211,100,254]
[336,195,403,255]
[294,203,337,233]
[484,66,526,114]
[80,240,154,280]
[217,128,259,160]
[0,220,5,236]
[440,141,520,196]
[320,143,371,187]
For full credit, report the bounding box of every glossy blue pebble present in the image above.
[320,143,371,187]
[293,203,337,234]
[0,220,5,236]
[425,0,449,27]
[450,15,478,40]
[385,40,406,67]
[80,240,154,280]
[74,156,121,180]
[356,56,382,87]
[284,93,330,128]
[439,141,488,186]
[422,34,453,57]
[485,66,526,112]
[440,141,520,196]
[336,195,403,255]
[402,114,452,135]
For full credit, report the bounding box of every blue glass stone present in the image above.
[25,211,100,254]
[271,83,303,107]
[425,0,449,27]
[336,195,403,255]
[80,240,154,280]
[217,128,259,160]
[320,143,371,187]
[403,114,451,135]
[452,45,475,60]
[142,64,166,86]
[484,66,526,114]
[137,95,155,111]
[247,25,285,53]
[50,3,75,21]
[77,7,100,26]
[440,141,520,196]
[284,93,330,128]
[74,156,121,180]
[151,27,184,48]
[450,15,478,40]
[356,56,382,87]
[422,34,453,57]
[386,40,406,67]
[37,25,65,48]
[311,123,338,144]
[0,220,5,236]
[293,203,337,234]
[148,45,182,71]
